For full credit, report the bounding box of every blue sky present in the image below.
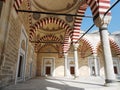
[81,0,120,33]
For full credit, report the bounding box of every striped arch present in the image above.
[38,34,61,42]
[109,39,120,55]
[30,17,73,53]
[36,34,61,52]
[72,0,111,43]
[78,38,95,58]
[72,4,88,42]
[86,0,111,19]
[29,17,72,41]
[97,0,111,16]
[62,34,70,53]
[96,38,120,55]
[13,0,23,10]
[95,40,101,54]
[13,0,72,53]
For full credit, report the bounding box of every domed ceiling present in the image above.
[29,0,81,55]
[31,0,79,12]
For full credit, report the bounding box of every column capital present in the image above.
[73,43,79,51]
[64,53,68,57]
[92,53,97,57]
[94,15,111,28]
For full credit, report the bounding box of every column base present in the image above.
[105,79,119,86]
[105,79,116,83]
[74,76,79,79]
[64,75,69,78]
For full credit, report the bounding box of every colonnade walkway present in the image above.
[2,76,120,90]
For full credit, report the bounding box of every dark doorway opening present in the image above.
[46,66,51,75]
[114,66,118,74]
[70,66,75,75]
[17,55,24,79]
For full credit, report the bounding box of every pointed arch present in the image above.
[29,17,72,41]
[72,4,88,42]
[96,38,120,55]
[35,34,61,52]
[78,38,95,58]
[109,39,120,55]
[38,34,61,42]
[62,34,71,53]
[72,0,111,43]
[29,17,73,53]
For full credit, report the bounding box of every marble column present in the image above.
[99,24,115,84]
[64,53,69,77]
[73,43,79,78]
[93,54,99,76]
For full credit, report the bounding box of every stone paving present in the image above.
[1,76,120,90]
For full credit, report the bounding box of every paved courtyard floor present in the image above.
[1,76,120,90]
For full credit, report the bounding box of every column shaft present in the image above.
[100,24,115,83]
[73,43,79,77]
[93,54,99,76]
[64,53,69,77]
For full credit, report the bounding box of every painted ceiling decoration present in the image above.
[32,13,41,20]
[13,0,111,57]
[31,0,80,12]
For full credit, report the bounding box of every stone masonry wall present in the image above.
[37,53,65,77]
[0,0,35,88]
[37,52,106,78]
[25,43,37,80]
[0,11,21,87]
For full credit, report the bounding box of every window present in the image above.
[114,66,118,74]
[113,57,120,75]
[88,57,100,76]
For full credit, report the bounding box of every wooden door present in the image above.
[46,66,51,75]
[114,66,118,74]
[70,66,75,75]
